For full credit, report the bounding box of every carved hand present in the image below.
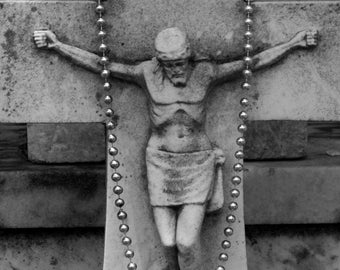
[214,148,226,165]
[290,30,319,48]
[33,30,59,49]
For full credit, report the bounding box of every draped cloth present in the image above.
[146,147,225,213]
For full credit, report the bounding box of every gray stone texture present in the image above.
[244,149,340,225]
[0,167,106,228]
[1,122,339,227]
[0,226,340,270]
[246,225,340,270]
[0,123,26,165]
[0,0,339,269]
[250,2,340,121]
[308,121,340,139]
[0,1,339,122]
[26,121,308,163]
[244,121,307,160]
[27,123,105,163]
[1,147,340,228]
[0,123,106,228]
[0,229,104,270]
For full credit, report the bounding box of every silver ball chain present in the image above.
[216,0,253,269]
[96,0,253,269]
[95,1,138,269]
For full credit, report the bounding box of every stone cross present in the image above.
[1,1,339,270]
[33,24,317,270]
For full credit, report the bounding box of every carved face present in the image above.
[161,58,189,87]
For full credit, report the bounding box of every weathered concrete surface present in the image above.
[0,125,106,228]
[0,123,106,228]
[27,123,105,163]
[308,121,340,139]
[0,1,101,123]
[244,121,307,160]
[0,228,104,270]
[0,123,26,164]
[244,137,340,225]
[1,225,340,270]
[2,148,340,228]
[0,167,106,228]
[24,121,308,163]
[0,1,338,269]
[0,1,339,122]
[246,224,340,270]
[1,151,339,229]
[1,0,93,2]
[250,2,340,121]
[2,143,340,228]
[1,122,340,227]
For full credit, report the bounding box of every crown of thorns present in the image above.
[155,27,191,61]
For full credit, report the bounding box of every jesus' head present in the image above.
[155,27,191,87]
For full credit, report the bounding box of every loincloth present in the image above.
[146,147,225,213]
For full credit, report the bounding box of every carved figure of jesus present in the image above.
[34,27,318,270]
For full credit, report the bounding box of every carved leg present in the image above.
[176,204,206,270]
[153,206,180,270]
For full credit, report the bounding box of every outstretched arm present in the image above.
[210,30,318,85]
[252,30,318,71]
[33,30,144,85]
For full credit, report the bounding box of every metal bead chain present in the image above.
[216,0,254,269]
[96,1,137,269]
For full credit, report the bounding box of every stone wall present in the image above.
[0,0,340,270]
[0,0,340,122]
[1,226,340,270]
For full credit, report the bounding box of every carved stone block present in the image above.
[1,226,340,270]
[247,225,340,270]
[244,121,307,160]
[0,229,104,270]
[26,120,308,163]
[27,123,105,163]
[2,124,340,228]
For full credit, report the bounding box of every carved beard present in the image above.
[169,75,187,87]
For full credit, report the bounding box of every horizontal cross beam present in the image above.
[0,1,339,122]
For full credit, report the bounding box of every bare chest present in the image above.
[145,77,208,105]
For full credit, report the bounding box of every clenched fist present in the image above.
[291,29,319,48]
[33,30,59,49]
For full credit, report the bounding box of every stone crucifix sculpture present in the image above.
[33,27,318,270]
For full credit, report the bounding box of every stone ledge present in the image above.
[0,225,339,270]
[244,120,307,160]
[0,137,339,227]
[0,0,94,2]
[246,224,340,270]
[244,155,340,225]
[27,123,106,163]
[0,165,106,228]
[25,121,307,163]
[0,228,104,270]
[1,123,339,227]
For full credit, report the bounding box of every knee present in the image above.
[176,237,197,255]
[177,243,194,256]
[160,235,176,248]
